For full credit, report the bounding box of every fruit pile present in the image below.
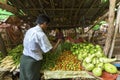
[51,51,82,71]
[71,43,118,77]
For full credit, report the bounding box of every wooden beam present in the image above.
[86,11,109,33]
[16,0,25,9]
[77,0,98,26]
[48,24,81,28]
[91,2,108,22]
[38,0,47,15]
[84,0,98,16]
[91,1,120,25]
[23,0,36,16]
[25,8,101,11]
[62,0,65,16]
[73,0,86,25]
[108,5,120,58]
[14,0,30,16]
[10,0,22,9]
[50,0,55,15]
[27,0,39,15]
[74,0,84,17]
[69,0,75,25]
[0,3,18,14]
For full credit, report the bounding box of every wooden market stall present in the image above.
[0,0,120,80]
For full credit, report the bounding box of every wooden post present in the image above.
[108,5,120,58]
[104,0,116,56]
[0,33,7,57]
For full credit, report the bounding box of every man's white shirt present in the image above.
[23,24,52,61]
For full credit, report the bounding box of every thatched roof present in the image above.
[1,0,120,28]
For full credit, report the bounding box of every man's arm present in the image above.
[51,39,62,52]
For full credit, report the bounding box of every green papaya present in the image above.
[104,63,118,74]
[85,63,94,71]
[96,63,104,70]
[92,67,102,77]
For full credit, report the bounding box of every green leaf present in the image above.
[0,8,14,15]
[0,15,9,20]
[99,21,107,25]
[92,24,100,31]
[101,0,108,3]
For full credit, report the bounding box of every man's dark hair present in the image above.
[36,14,50,24]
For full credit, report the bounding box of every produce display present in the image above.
[51,51,82,71]
[0,42,73,71]
[61,42,72,51]
[0,56,18,72]
[8,44,23,65]
[40,51,61,70]
[0,44,23,71]
[40,43,63,70]
[41,42,82,71]
[70,43,118,77]
[0,41,118,79]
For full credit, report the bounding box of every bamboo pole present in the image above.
[104,0,116,56]
[108,5,120,58]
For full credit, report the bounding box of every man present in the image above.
[55,28,64,42]
[20,14,60,80]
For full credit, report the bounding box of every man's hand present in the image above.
[51,39,62,53]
